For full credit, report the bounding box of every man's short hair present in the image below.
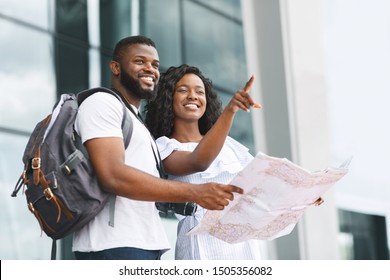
[112,35,157,62]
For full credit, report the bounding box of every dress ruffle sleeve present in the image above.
[156,136,180,160]
[200,136,254,179]
[155,136,254,181]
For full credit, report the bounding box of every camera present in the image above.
[155,202,197,216]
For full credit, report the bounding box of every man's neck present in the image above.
[111,85,141,108]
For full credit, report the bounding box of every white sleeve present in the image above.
[156,136,181,160]
[75,91,123,143]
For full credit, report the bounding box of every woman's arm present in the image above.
[163,75,261,176]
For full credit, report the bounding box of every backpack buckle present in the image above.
[43,188,54,200]
[31,157,41,169]
[28,202,35,213]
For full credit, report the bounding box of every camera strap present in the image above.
[112,88,168,179]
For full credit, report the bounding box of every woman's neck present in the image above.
[170,122,203,143]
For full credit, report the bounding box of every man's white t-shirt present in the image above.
[72,92,170,253]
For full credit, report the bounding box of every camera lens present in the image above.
[172,202,197,216]
[155,202,197,216]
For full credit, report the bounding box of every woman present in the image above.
[144,64,262,260]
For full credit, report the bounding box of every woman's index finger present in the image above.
[243,74,255,92]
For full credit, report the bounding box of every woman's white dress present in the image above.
[156,136,262,260]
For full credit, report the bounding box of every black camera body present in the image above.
[155,202,197,216]
[153,155,197,216]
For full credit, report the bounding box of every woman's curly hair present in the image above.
[144,64,222,139]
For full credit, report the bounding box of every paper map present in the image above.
[188,152,349,243]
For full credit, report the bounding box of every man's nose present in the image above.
[143,62,155,72]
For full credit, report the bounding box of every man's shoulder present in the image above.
[84,90,119,101]
[79,91,122,110]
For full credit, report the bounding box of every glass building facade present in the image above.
[0,0,254,259]
[1,0,388,261]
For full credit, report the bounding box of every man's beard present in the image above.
[120,68,157,100]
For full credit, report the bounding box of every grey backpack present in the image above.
[11,87,132,258]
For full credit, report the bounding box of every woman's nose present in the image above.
[187,90,197,99]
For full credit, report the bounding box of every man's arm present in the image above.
[85,137,243,210]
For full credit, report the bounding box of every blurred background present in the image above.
[1,0,389,260]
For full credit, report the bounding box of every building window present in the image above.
[141,0,255,152]
[0,3,55,260]
[0,0,254,260]
[338,209,389,260]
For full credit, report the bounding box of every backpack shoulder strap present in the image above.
[76,87,134,228]
[77,87,133,148]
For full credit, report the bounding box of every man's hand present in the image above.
[192,183,244,210]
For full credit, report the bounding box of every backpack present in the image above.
[11,87,133,259]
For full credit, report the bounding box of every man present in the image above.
[72,35,243,260]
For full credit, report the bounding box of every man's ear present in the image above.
[110,61,120,75]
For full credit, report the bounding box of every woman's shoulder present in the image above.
[225,136,249,151]
[156,136,192,160]
[156,136,173,146]
[156,136,187,147]
[223,136,254,162]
